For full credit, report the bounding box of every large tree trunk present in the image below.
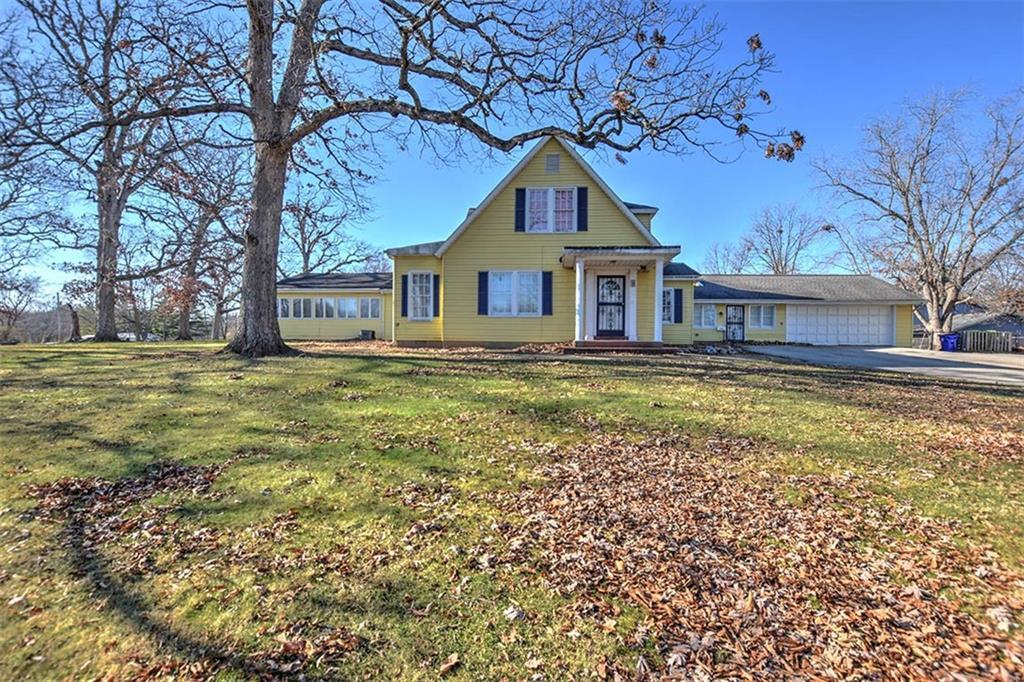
[94,169,122,342]
[66,303,82,342]
[226,145,293,357]
[923,285,959,350]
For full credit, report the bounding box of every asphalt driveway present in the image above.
[746,345,1024,387]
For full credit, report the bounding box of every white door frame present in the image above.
[584,266,636,340]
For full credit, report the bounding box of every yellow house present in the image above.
[276,137,918,348]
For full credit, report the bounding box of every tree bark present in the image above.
[225,145,293,357]
[66,303,82,342]
[93,167,123,342]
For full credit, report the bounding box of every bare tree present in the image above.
[819,92,1024,349]
[0,274,39,340]
[4,0,201,340]
[744,204,827,274]
[279,186,378,275]
[970,247,1024,315]
[62,0,805,356]
[701,241,752,273]
[151,145,251,339]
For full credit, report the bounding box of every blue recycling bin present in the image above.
[939,333,959,352]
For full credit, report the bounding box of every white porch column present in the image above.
[653,258,664,343]
[574,260,585,342]
[626,267,638,341]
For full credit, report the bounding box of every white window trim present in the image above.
[408,271,434,321]
[336,296,359,319]
[525,187,576,233]
[662,288,675,324]
[749,304,776,329]
[489,270,542,317]
[694,303,717,329]
[359,296,381,319]
[290,297,313,319]
[278,298,290,318]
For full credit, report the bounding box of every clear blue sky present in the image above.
[354,0,1024,269]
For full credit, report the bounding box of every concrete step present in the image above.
[562,344,678,355]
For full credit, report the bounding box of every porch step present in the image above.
[562,342,678,355]
[575,339,663,348]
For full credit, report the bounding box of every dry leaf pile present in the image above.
[22,452,362,678]
[496,433,1024,679]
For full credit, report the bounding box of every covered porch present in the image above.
[561,246,681,345]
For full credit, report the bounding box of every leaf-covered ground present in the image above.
[0,342,1022,679]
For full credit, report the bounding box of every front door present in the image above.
[596,276,626,337]
[726,305,745,341]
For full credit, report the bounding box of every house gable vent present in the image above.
[544,154,560,173]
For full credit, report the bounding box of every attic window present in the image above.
[544,154,560,173]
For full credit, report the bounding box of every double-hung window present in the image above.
[526,188,576,233]
[662,289,675,324]
[409,272,434,320]
[694,303,717,328]
[337,297,358,319]
[360,297,381,319]
[749,304,776,328]
[279,298,290,318]
[489,271,541,317]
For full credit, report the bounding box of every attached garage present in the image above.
[786,304,895,346]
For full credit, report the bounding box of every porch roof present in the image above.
[560,245,681,268]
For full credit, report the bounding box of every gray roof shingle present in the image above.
[277,272,392,290]
[694,274,919,303]
[622,201,658,213]
[664,262,700,278]
[385,240,445,257]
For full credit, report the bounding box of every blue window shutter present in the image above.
[478,272,489,315]
[433,274,440,317]
[514,188,526,231]
[542,271,553,315]
[673,288,683,323]
[576,187,588,231]
[401,275,408,317]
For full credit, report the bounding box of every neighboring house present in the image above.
[914,303,1024,337]
[276,137,918,347]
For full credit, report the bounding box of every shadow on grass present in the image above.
[34,456,273,676]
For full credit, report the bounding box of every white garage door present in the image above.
[786,305,894,346]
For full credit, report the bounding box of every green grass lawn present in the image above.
[1,342,1022,679]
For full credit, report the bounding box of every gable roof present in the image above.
[664,261,701,278]
[694,274,920,303]
[433,137,660,257]
[385,240,445,257]
[276,272,392,291]
[623,201,658,215]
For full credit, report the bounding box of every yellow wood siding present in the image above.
[745,304,787,342]
[894,304,914,347]
[441,138,653,343]
[692,303,726,343]
[393,255,442,342]
[636,214,653,230]
[277,290,392,340]
[662,280,695,345]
